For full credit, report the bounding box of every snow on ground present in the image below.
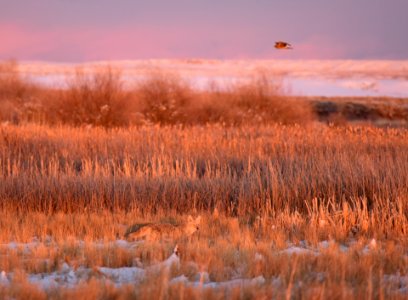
[280,246,317,256]
[383,274,408,294]
[0,246,271,292]
[0,246,179,289]
[0,238,407,293]
[0,237,400,257]
[16,60,408,80]
[12,59,408,97]
[170,274,267,289]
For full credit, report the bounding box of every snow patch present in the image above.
[98,266,145,285]
[280,246,317,256]
[170,275,266,289]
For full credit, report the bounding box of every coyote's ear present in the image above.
[196,216,202,223]
[187,215,194,222]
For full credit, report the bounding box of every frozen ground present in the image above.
[15,59,408,97]
[0,238,407,294]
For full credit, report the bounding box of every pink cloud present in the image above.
[0,23,82,60]
[1,23,260,61]
[0,24,43,56]
[293,36,349,59]
[1,24,175,60]
[0,23,353,61]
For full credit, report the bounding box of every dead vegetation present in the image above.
[1,124,407,215]
[2,60,408,128]
[1,60,408,299]
[0,60,317,127]
[50,67,132,127]
[0,207,406,299]
[313,97,408,126]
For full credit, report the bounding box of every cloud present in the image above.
[0,23,231,61]
[0,23,260,61]
[0,23,83,61]
[1,19,406,62]
[0,22,353,61]
[293,36,349,59]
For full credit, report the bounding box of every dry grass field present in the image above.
[0,61,407,299]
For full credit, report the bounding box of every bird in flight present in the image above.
[275,41,293,50]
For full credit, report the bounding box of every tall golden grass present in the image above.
[1,61,408,299]
[1,124,407,219]
[0,207,406,299]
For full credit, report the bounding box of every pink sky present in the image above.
[1,1,407,62]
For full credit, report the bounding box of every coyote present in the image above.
[124,215,201,241]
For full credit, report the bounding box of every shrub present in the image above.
[1,63,314,127]
[136,73,194,125]
[0,60,40,124]
[228,75,312,125]
[51,66,131,127]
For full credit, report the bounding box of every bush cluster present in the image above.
[0,61,311,127]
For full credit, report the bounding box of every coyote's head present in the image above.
[184,215,201,236]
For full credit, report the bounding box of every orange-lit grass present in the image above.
[0,210,406,299]
[1,123,407,216]
[0,123,407,298]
